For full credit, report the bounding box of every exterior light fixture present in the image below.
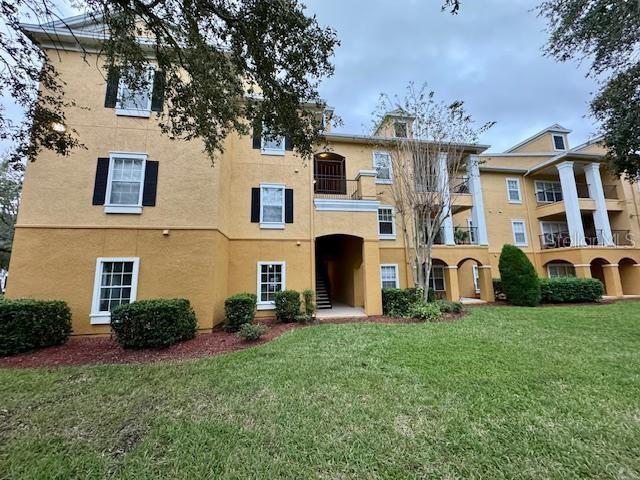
[51,122,66,132]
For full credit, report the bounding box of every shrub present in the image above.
[409,302,442,322]
[498,245,541,307]
[236,323,269,341]
[540,277,604,303]
[435,300,464,314]
[302,289,316,317]
[111,299,197,349]
[0,299,71,356]
[382,287,424,317]
[493,279,505,300]
[274,290,301,323]
[223,293,257,332]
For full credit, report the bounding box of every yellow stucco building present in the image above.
[8,15,640,335]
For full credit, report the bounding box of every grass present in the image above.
[1,303,640,479]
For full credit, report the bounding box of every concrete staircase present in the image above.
[315,272,332,310]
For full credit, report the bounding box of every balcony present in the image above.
[539,229,632,249]
[433,226,479,245]
[534,182,623,218]
[314,175,361,200]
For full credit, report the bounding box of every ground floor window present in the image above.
[380,264,399,289]
[90,257,140,324]
[257,262,285,309]
[429,266,446,292]
[547,263,576,278]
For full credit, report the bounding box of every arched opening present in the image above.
[619,257,640,295]
[314,152,346,195]
[457,258,483,299]
[315,234,364,310]
[590,258,609,293]
[544,260,576,278]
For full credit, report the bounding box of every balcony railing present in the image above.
[314,175,361,200]
[433,226,479,245]
[450,176,471,194]
[539,229,632,249]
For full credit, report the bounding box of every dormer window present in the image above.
[553,134,566,151]
[394,121,408,138]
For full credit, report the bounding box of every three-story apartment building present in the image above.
[8,15,640,335]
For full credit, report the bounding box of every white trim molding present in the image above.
[372,151,393,184]
[511,219,528,246]
[259,183,285,230]
[377,205,396,240]
[505,177,522,204]
[90,257,140,324]
[314,199,380,212]
[380,264,399,289]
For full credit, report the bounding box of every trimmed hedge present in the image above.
[498,245,541,306]
[435,300,464,314]
[224,293,257,332]
[111,298,197,349]
[274,290,301,323]
[382,287,424,317]
[540,277,603,303]
[0,299,71,356]
[236,323,268,341]
[493,279,505,300]
[410,302,442,322]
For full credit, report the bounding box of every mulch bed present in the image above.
[0,316,425,369]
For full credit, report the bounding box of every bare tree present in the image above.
[375,85,493,302]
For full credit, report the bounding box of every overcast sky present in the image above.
[2,0,599,156]
[306,0,599,152]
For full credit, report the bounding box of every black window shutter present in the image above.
[252,120,262,149]
[142,161,159,206]
[92,158,110,205]
[251,188,260,222]
[285,136,293,151]
[104,67,120,108]
[285,188,294,223]
[150,71,165,112]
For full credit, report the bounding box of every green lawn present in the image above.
[1,303,640,479]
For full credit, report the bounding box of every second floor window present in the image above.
[511,220,528,246]
[535,181,563,203]
[506,178,522,203]
[373,152,392,183]
[378,207,395,239]
[105,154,146,213]
[260,184,285,226]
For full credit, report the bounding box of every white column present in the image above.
[556,161,586,246]
[584,162,614,246]
[438,152,455,245]
[467,155,489,245]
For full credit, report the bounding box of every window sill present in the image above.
[104,205,143,214]
[90,313,111,325]
[376,179,393,185]
[116,108,151,118]
[260,222,284,230]
[260,149,285,156]
[508,200,522,204]
[379,234,397,241]
[256,303,275,311]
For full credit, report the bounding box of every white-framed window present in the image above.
[378,206,396,240]
[472,265,480,294]
[511,220,528,246]
[430,266,446,292]
[552,134,566,151]
[105,152,147,214]
[380,264,399,289]
[257,262,285,309]
[506,177,522,203]
[547,263,576,278]
[373,151,393,184]
[90,257,140,324]
[116,68,154,117]
[535,181,563,203]
[260,183,285,229]
[261,126,286,156]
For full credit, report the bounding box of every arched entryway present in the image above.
[619,257,640,295]
[589,258,608,292]
[315,234,364,311]
[457,257,482,299]
[425,258,448,300]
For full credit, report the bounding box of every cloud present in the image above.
[306,0,599,151]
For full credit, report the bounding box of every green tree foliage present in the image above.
[498,244,541,307]
[1,0,339,164]
[537,0,640,180]
[0,159,23,269]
